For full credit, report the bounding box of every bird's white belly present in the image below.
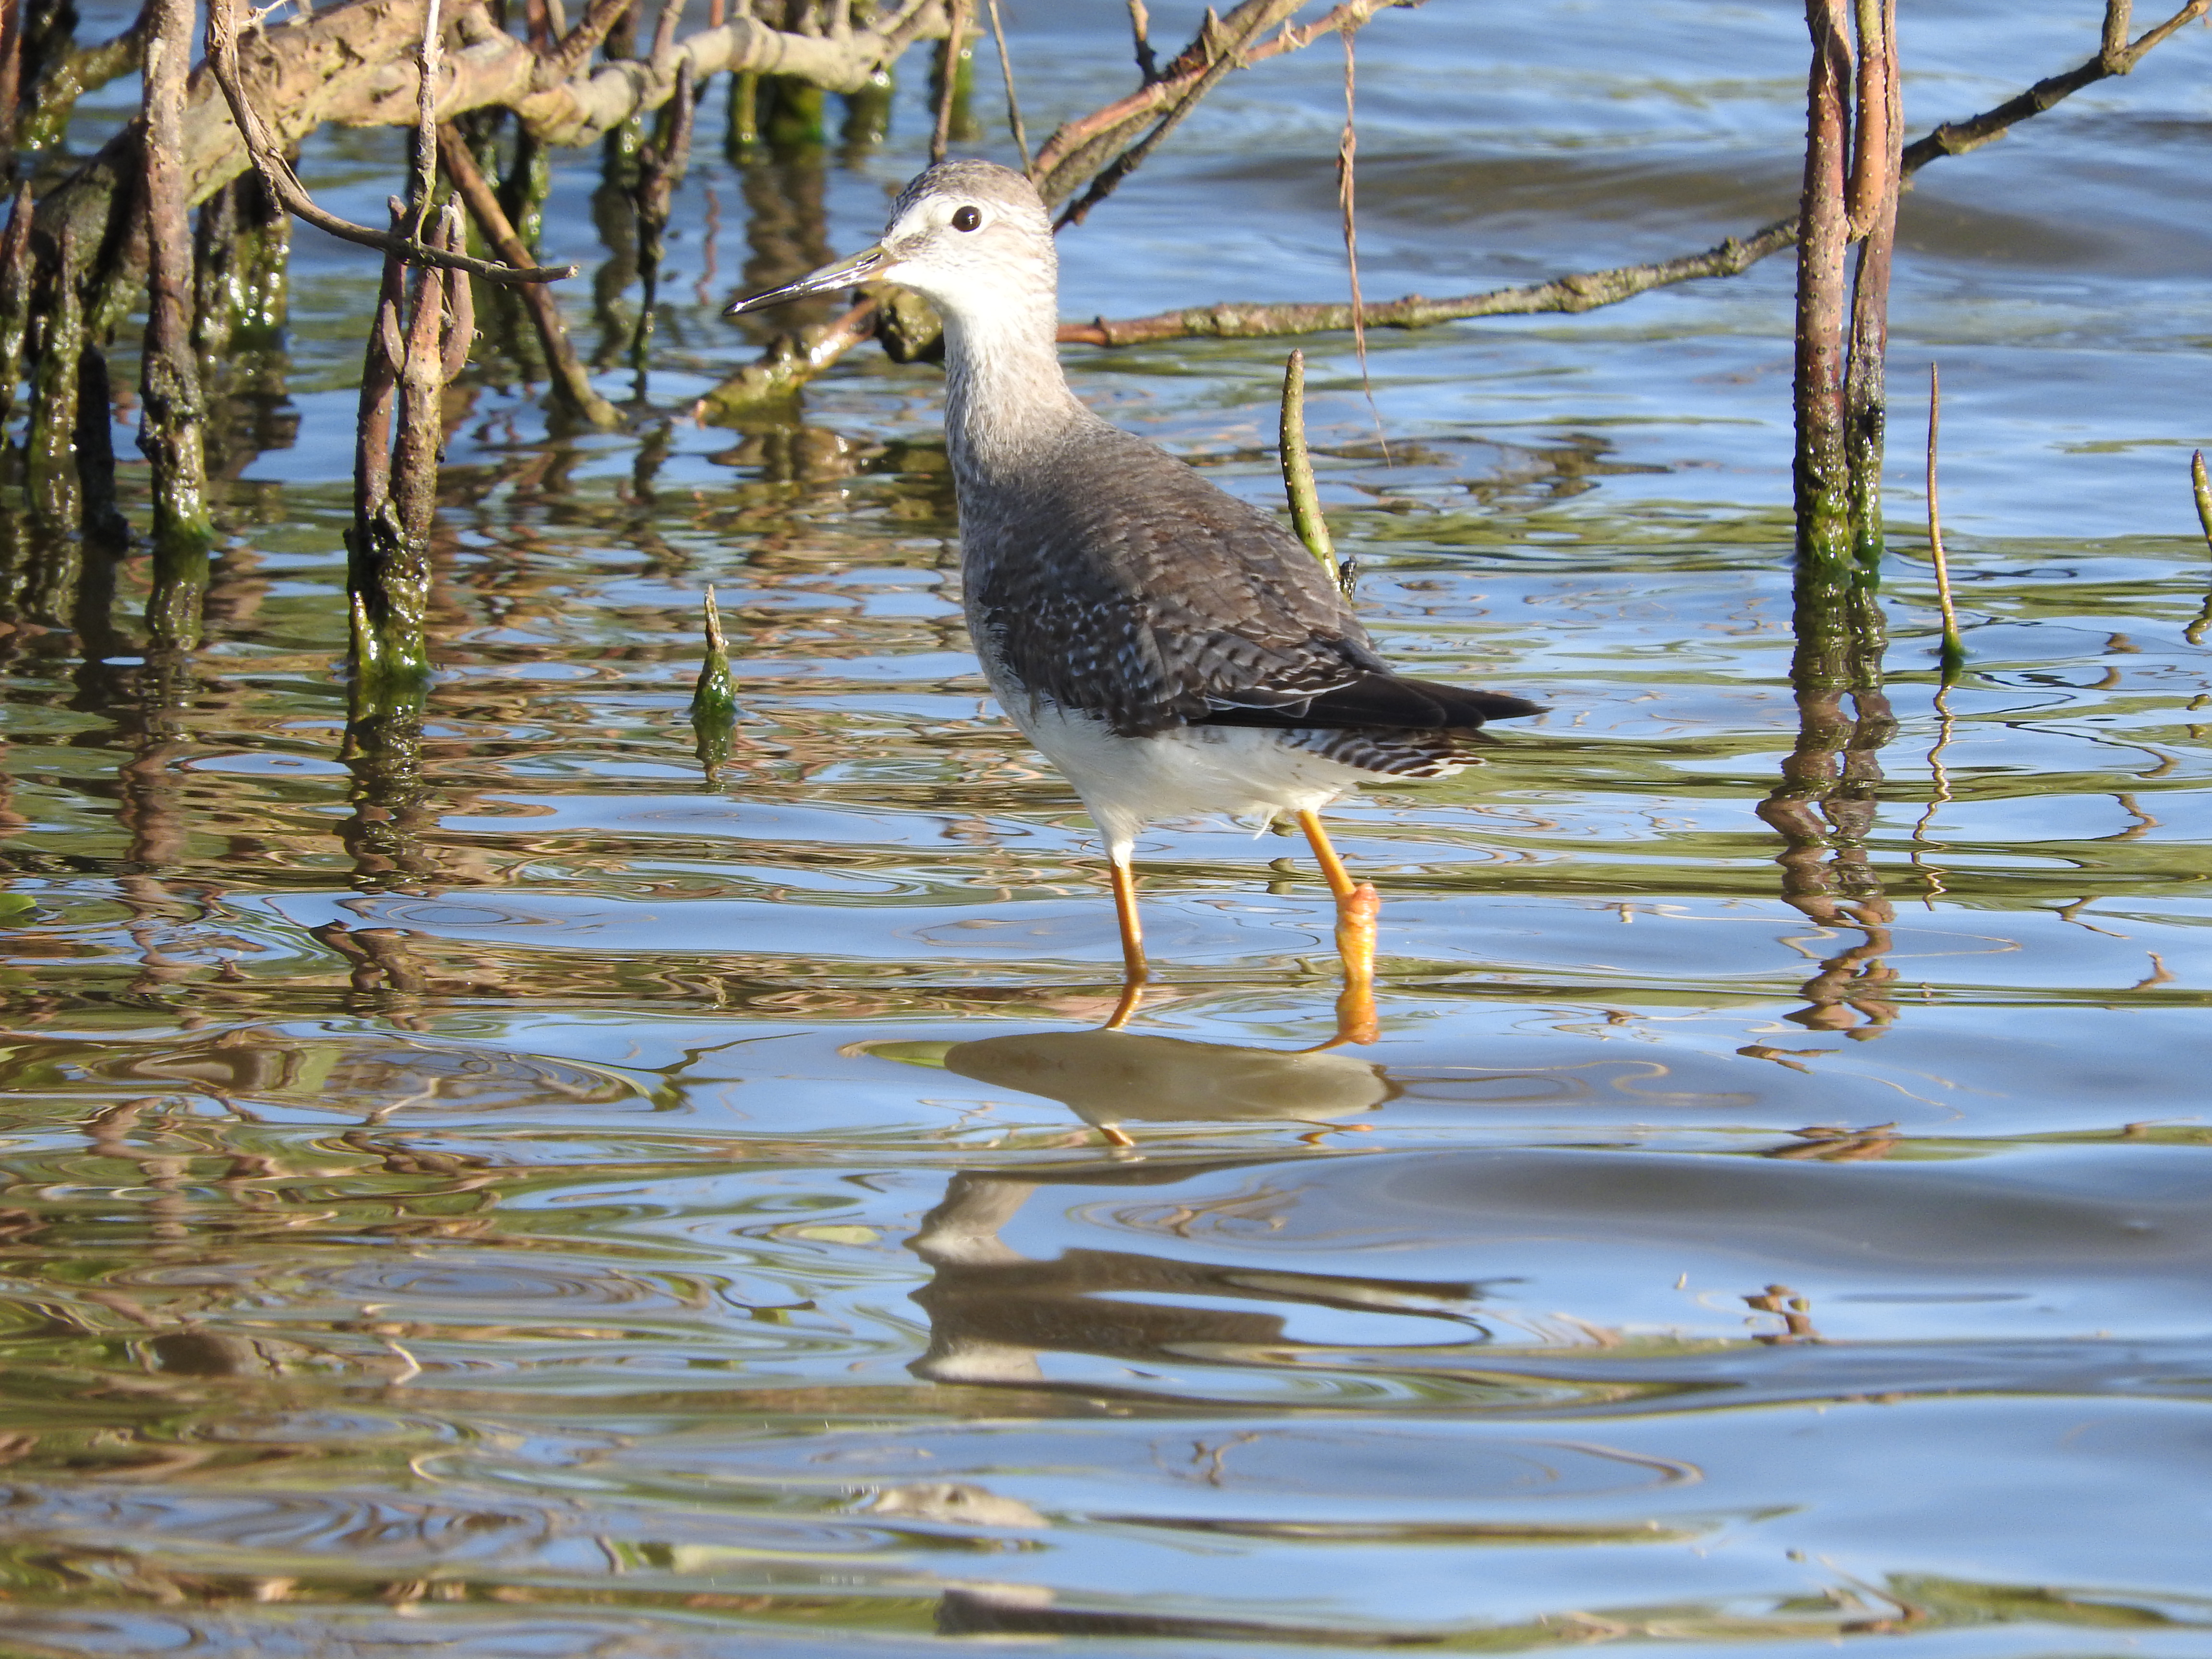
[1003,695,1376,859]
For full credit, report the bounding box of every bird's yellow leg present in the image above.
[1296,809,1380,1046]
[1295,808,1359,902]
[1104,855,1147,1032]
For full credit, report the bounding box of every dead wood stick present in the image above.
[929,0,970,163]
[438,121,621,427]
[1052,0,1283,227]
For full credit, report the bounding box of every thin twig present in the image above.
[1926,363,1964,673]
[1336,23,1382,454]
[204,0,574,285]
[931,0,971,163]
[1053,0,1281,227]
[409,0,444,237]
[1278,349,1343,589]
[985,0,1028,170]
[1033,0,1414,205]
[1126,0,1157,83]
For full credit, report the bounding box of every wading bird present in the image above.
[732,161,1543,1034]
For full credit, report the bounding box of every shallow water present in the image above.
[2,0,2211,1652]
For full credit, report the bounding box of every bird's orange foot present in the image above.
[1333,881,1381,1046]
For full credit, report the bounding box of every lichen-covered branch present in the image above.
[1055,219,1800,346]
[204,0,573,285]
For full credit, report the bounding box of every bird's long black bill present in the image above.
[724,245,887,315]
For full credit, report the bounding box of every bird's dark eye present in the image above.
[951,205,983,232]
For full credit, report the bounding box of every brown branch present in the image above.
[438,121,621,427]
[1903,0,2207,163]
[205,0,575,284]
[1842,0,1900,562]
[1026,0,1407,211]
[1058,0,2211,348]
[541,0,630,82]
[1048,0,1294,224]
[930,0,970,163]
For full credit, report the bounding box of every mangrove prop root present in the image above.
[1841,0,1900,569]
[0,183,33,431]
[1793,0,1853,571]
[141,0,217,650]
[348,207,411,680]
[630,55,694,379]
[1277,349,1344,592]
[26,219,84,535]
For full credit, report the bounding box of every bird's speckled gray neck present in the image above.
[939,297,1092,493]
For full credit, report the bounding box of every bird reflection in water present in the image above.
[912,1024,1395,1147]
[903,1158,1482,1391]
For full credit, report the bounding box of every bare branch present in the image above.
[438,121,621,427]
[985,0,1027,169]
[1049,0,1292,225]
[204,0,576,284]
[541,0,630,82]
[36,0,957,299]
[1032,0,1418,211]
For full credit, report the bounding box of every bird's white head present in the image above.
[727,160,1057,334]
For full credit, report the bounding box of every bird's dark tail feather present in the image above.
[1196,673,1546,733]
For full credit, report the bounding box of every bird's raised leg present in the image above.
[1104,854,1148,1031]
[1295,808,1379,1046]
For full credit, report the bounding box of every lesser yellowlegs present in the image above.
[732,161,1544,1029]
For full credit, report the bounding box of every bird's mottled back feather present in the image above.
[964,417,1404,737]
